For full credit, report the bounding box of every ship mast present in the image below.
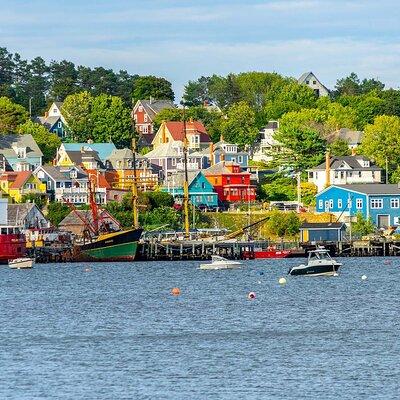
[132,138,139,229]
[182,104,190,238]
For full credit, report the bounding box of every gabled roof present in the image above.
[0,134,43,158]
[310,156,381,171]
[53,101,63,110]
[134,99,175,121]
[319,184,400,196]
[298,71,329,92]
[7,171,33,189]
[204,161,249,176]
[107,148,134,160]
[7,203,44,225]
[62,143,116,162]
[86,170,111,189]
[165,170,202,188]
[328,128,364,146]
[165,121,210,143]
[35,115,61,130]
[59,209,120,229]
[37,165,88,181]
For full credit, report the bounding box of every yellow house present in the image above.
[0,171,47,203]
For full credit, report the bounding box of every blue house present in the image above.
[212,138,249,168]
[316,184,400,228]
[163,170,218,208]
[35,102,67,138]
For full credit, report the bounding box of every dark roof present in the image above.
[39,165,88,180]
[300,222,346,230]
[311,156,381,171]
[333,184,400,195]
[164,171,201,188]
[35,115,61,130]
[8,203,36,225]
[0,134,43,158]
[136,99,175,121]
[65,149,105,168]
[265,121,279,129]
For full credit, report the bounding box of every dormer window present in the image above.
[70,170,77,179]
[16,147,26,159]
[139,106,143,112]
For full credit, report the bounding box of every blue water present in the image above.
[1,257,399,399]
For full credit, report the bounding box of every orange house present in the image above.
[204,161,256,203]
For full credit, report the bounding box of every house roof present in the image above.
[7,203,41,225]
[298,71,329,92]
[204,161,249,176]
[107,148,134,160]
[300,222,346,230]
[165,121,210,143]
[165,170,202,188]
[53,101,63,110]
[65,149,105,169]
[328,128,364,146]
[264,121,279,130]
[35,115,61,130]
[8,171,32,189]
[59,209,120,229]
[62,143,116,161]
[38,165,88,181]
[332,184,400,195]
[0,134,43,158]
[86,170,111,189]
[135,99,175,121]
[310,156,381,171]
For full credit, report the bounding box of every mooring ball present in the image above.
[247,291,256,300]
[171,287,181,296]
[85,268,91,272]
[259,271,264,275]
[361,275,367,281]
[278,277,287,285]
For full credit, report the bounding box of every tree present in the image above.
[90,94,133,147]
[0,47,15,97]
[132,76,174,103]
[61,91,93,141]
[17,120,61,162]
[49,60,77,100]
[352,212,375,237]
[360,78,385,94]
[300,182,318,206]
[25,56,49,115]
[359,115,400,181]
[21,193,47,209]
[324,102,358,131]
[259,176,296,202]
[380,89,400,117]
[335,72,361,96]
[144,191,174,209]
[46,202,70,226]
[329,138,351,156]
[0,97,28,133]
[273,109,327,170]
[220,101,258,147]
[183,76,212,106]
[267,210,300,238]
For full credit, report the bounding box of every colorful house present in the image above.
[300,222,347,242]
[152,120,211,150]
[316,184,400,228]
[0,171,47,203]
[204,161,256,203]
[163,171,218,208]
[56,143,116,167]
[35,102,67,138]
[0,134,43,171]
[132,99,175,140]
[212,137,249,168]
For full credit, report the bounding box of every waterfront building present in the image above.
[315,184,400,228]
[8,203,50,229]
[35,102,67,138]
[0,171,47,203]
[163,170,218,208]
[298,71,330,97]
[204,161,256,203]
[299,222,347,242]
[0,134,43,171]
[308,155,383,192]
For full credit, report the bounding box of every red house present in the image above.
[132,99,175,146]
[204,161,256,203]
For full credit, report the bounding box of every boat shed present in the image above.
[300,222,346,242]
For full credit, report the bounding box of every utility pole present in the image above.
[132,138,139,229]
[297,171,301,213]
[29,97,33,119]
[386,157,389,184]
[182,104,190,238]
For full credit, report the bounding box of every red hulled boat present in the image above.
[0,226,27,264]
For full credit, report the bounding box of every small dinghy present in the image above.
[200,255,242,270]
[8,257,34,269]
[288,248,341,277]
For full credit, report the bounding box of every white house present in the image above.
[308,155,383,192]
[298,72,330,97]
[252,121,282,163]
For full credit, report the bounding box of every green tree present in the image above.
[0,47,15,97]
[220,101,258,147]
[0,97,28,133]
[380,89,400,117]
[144,191,174,209]
[300,182,318,206]
[46,202,70,226]
[21,193,47,209]
[61,91,93,141]
[90,94,133,147]
[359,115,400,181]
[352,212,375,237]
[329,138,351,156]
[49,60,77,100]
[17,120,61,162]
[334,72,361,96]
[267,210,300,238]
[133,76,174,103]
[183,76,212,106]
[360,78,385,94]
[259,176,296,202]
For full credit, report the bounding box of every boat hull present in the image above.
[77,228,143,262]
[289,263,341,276]
[9,258,34,269]
[0,233,27,264]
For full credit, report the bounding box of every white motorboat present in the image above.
[8,257,34,269]
[288,248,341,277]
[200,255,242,270]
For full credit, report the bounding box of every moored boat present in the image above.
[288,248,341,277]
[0,226,27,264]
[200,255,242,270]
[8,257,34,269]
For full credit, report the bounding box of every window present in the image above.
[306,80,309,84]
[313,80,317,84]
[309,172,313,179]
[143,125,148,134]
[58,121,62,128]
[356,199,363,209]
[138,106,143,112]
[214,178,218,184]
[358,171,362,177]
[201,182,205,189]
[329,199,333,209]
[319,200,323,209]
[171,158,176,166]
[391,198,399,208]
[371,199,383,209]
[334,171,339,179]
[338,199,342,209]
[144,115,148,122]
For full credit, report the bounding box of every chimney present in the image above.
[161,121,166,143]
[149,96,153,105]
[325,150,331,188]
[45,111,49,118]
[220,152,225,162]
[209,143,214,166]
[220,134,224,142]
[351,147,356,156]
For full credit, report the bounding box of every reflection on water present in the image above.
[1,258,399,399]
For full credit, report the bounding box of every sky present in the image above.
[1,0,400,100]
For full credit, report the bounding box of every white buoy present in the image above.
[257,280,262,284]
[361,275,367,281]
[279,277,287,285]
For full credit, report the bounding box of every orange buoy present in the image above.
[247,291,256,300]
[171,287,181,296]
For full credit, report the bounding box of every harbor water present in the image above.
[1,257,399,399]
